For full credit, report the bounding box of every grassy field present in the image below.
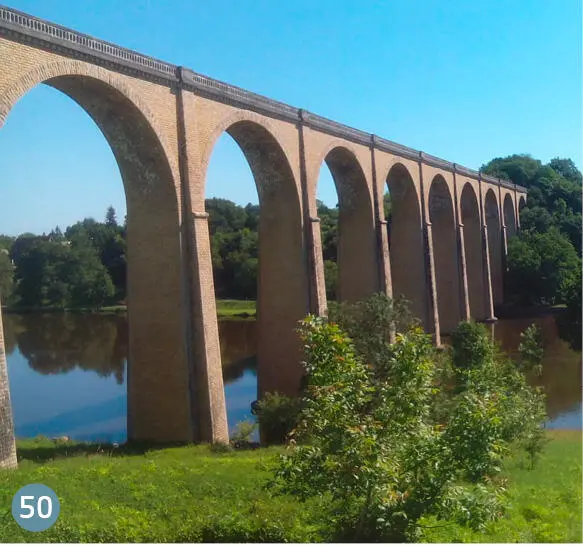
[0,430,580,542]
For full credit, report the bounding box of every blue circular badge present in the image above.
[11,483,60,532]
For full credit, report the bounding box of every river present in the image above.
[3,312,581,442]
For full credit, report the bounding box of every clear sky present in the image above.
[0,0,580,235]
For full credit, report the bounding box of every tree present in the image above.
[105,206,118,227]
[0,251,14,305]
[549,158,582,185]
[505,229,581,306]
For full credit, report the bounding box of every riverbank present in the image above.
[0,430,580,542]
[2,299,257,319]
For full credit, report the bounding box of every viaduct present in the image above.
[0,6,527,468]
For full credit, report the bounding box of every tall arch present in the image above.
[460,184,485,319]
[429,176,461,334]
[385,163,426,325]
[204,120,307,400]
[0,67,190,449]
[504,194,517,239]
[321,146,378,304]
[485,190,503,306]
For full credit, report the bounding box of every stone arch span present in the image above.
[385,163,426,325]
[485,189,503,306]
[319,146,378,304]
[429,175,461,334]
[0,63,191,446]
[503,193,517,239]
[203,119,307,400]
[460,183,486,319]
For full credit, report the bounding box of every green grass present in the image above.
[0,439,323,542]
[215,299,256,318]
[0,431,580,542]
[419,430,582,543]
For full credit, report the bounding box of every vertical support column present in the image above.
[479,175,496,322]
[176,86,229,444]
[498,183,509,273]
[453,170,470,322]
[418,154,440,345]
[298,110,327,317]
[0,299,17,468]
[424,221,441,345]
[457,222,471,321]
[370,136,393,301]
[514,186,521,230]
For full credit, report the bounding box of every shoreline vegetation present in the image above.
[1,298,257,319]
[1,430,580,542]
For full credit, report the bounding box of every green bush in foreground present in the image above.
[271,300,547,542]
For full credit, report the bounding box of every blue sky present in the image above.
[0,0,580,235]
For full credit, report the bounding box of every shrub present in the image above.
[230,420,257,444]
[252,392,302,445]
[271,298,548,542]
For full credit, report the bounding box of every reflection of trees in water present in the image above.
[3,313,127,384]
[493,314,582,420]
[218,320,257,384]
[2,314,258,387]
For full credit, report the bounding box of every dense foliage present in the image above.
[0,207,125,309]
[272,296,546,542]
[481,155,581,349]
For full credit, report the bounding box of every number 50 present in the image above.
[20,495,53,519]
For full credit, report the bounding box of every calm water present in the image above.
[3,312,581,442]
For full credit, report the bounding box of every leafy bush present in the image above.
[230,420,257,444]
[271,298,548,542]
[252,392,302,445]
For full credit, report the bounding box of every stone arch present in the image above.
[429,175,461,334]
[0,62,191,445]
[485,189,503,306]
[385,162,426,324]
[203,120,307,400]
[318,146,378,303]
[504,193,517,239]
[460,183,485,319]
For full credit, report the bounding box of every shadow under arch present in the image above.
[385,163,427,326]
[318,146,378,304]
[429,175,461,334]
[503,193,517,239]
[0,71,190,443]
[485,189,503,307]
[460,183,486,320]
[204,120,307,400]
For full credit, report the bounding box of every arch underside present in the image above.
[221,121,308,400]
[386,164,427,326]
[1,70,190,443]
[461,184,486,320]
[324,147,378,304]
[485,190,503,307]
[429,177,461,334]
